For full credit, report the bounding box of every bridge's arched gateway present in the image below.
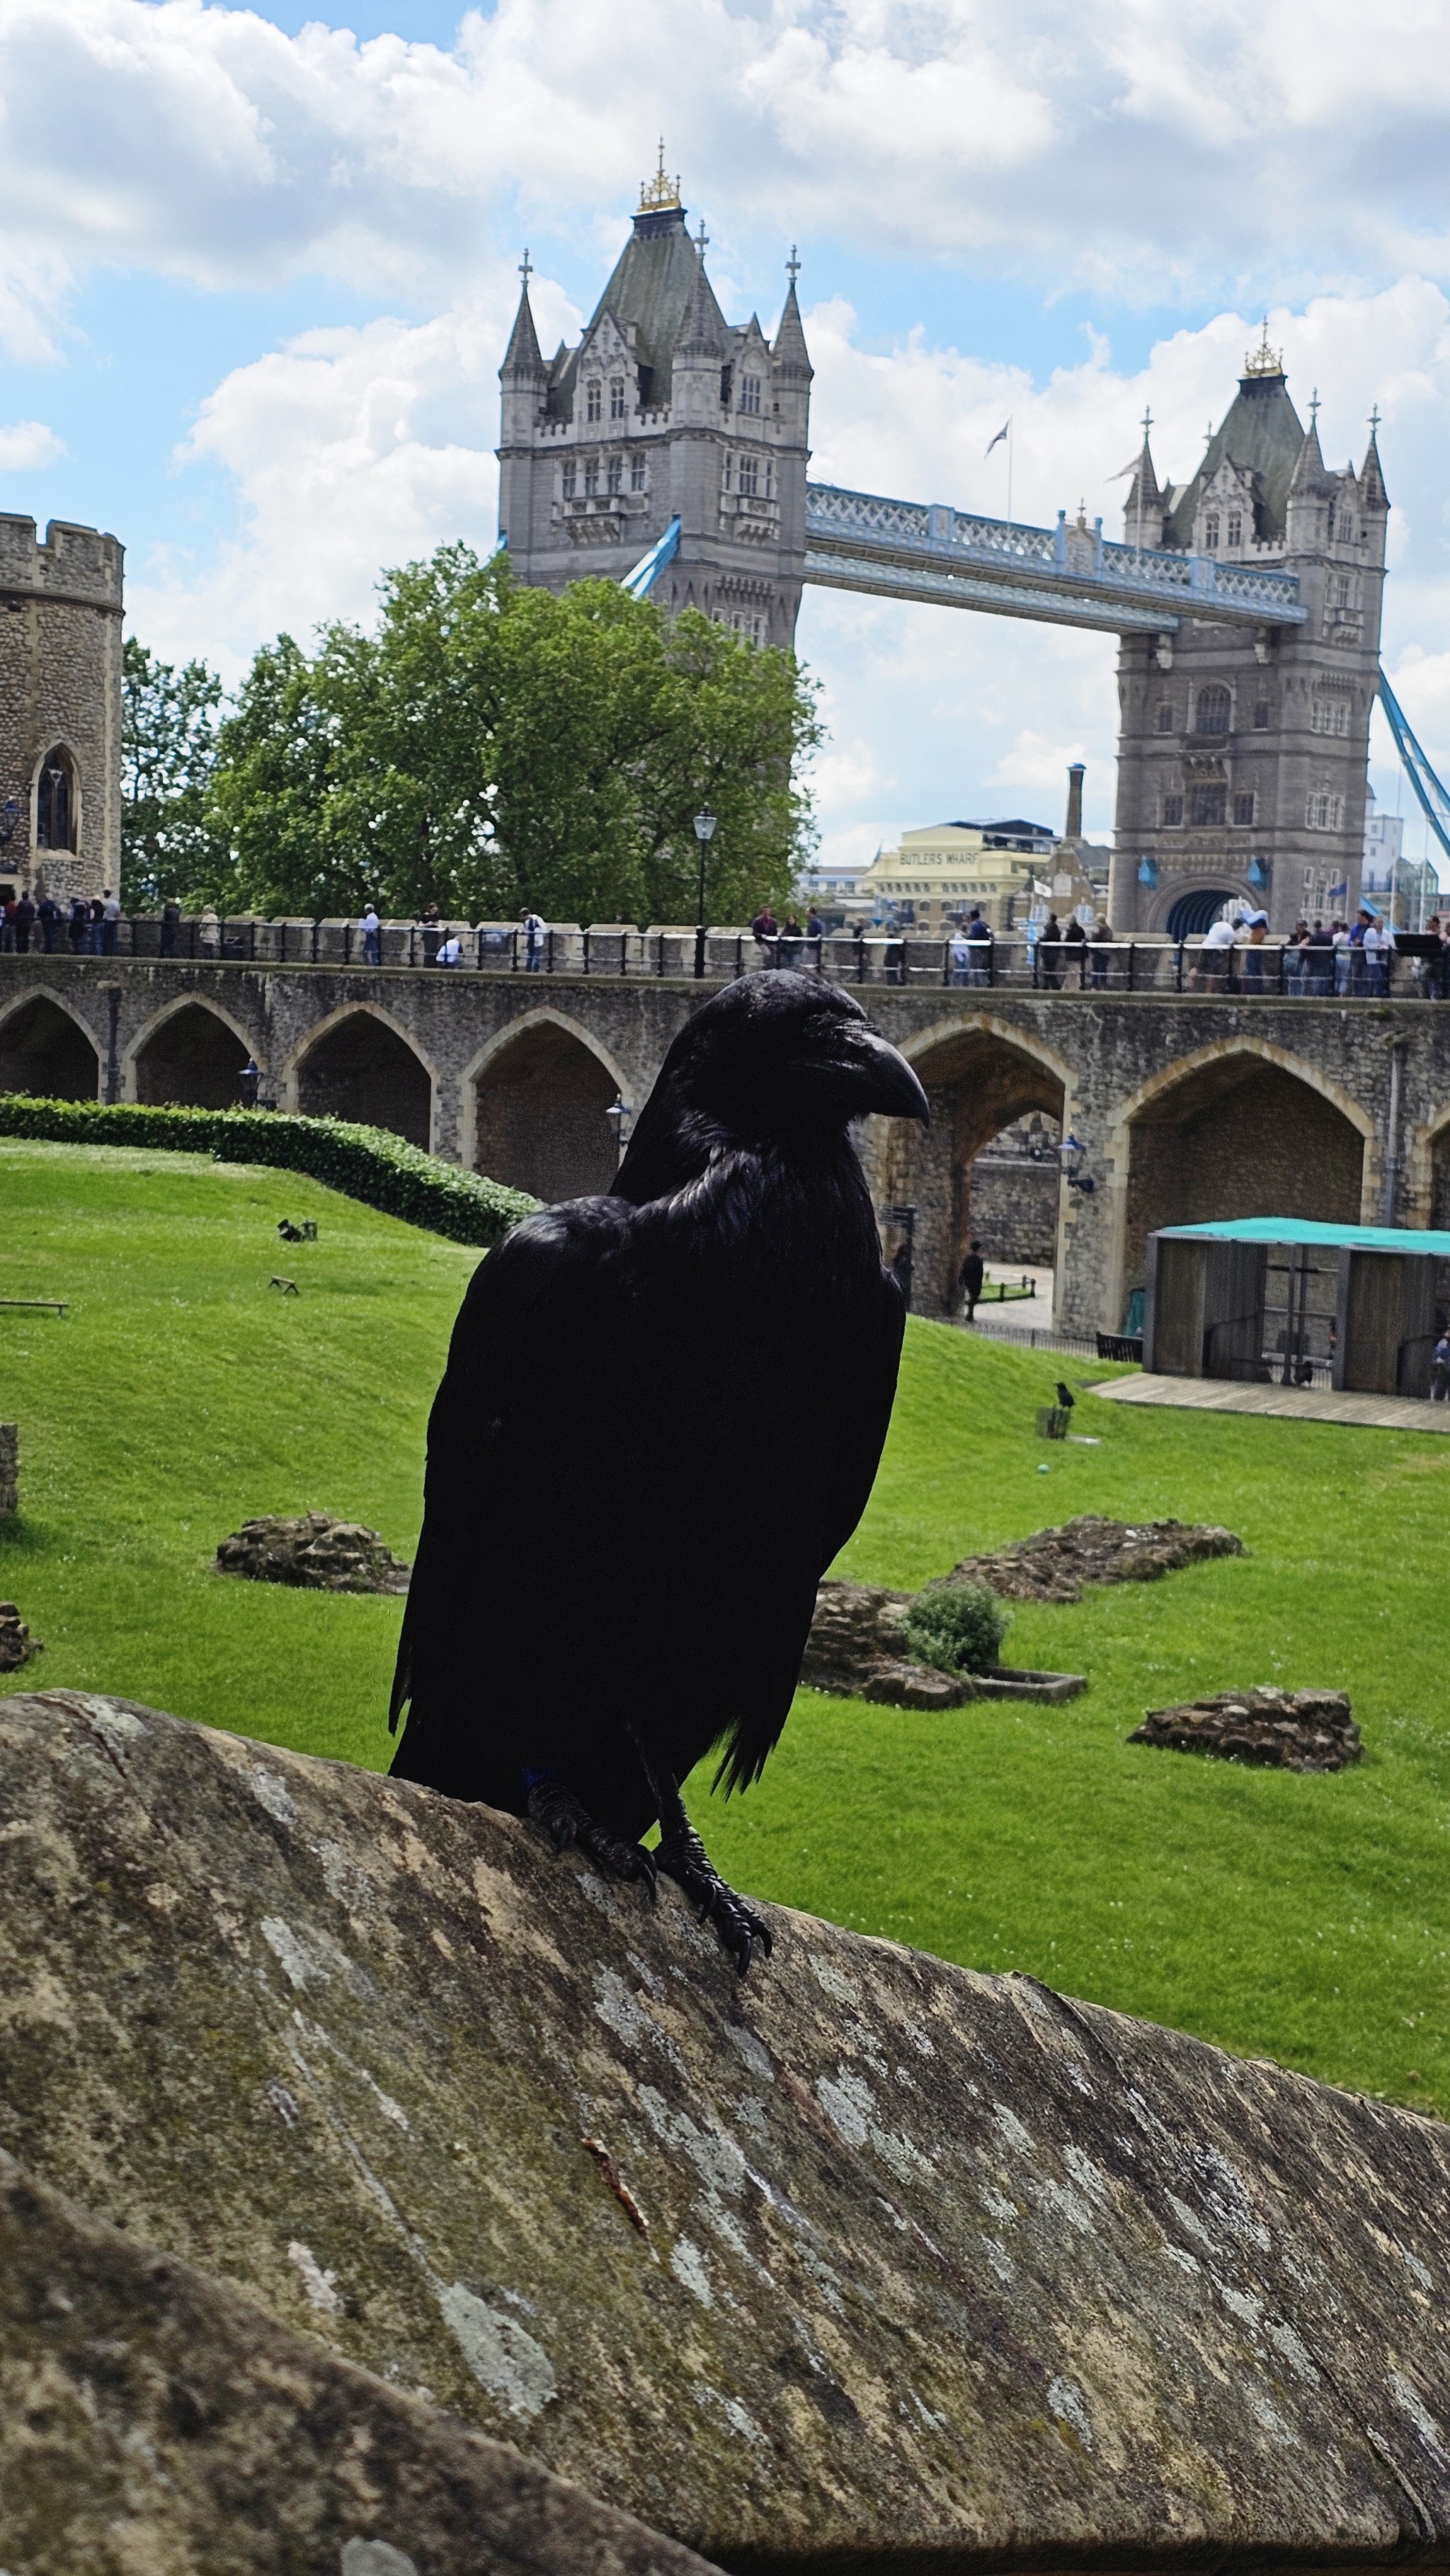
[1116,1046,1371,1318]
[292,1010,433,1149]
[883,1021,1069,1312]
[0,993,99,1100]
[132,1001,250,1109]
[470,1015,622,1202]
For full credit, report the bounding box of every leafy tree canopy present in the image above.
[120,639,229,906]
[124,549,821,925]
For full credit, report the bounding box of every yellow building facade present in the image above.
[856,821,1051,933]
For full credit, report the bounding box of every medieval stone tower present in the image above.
[497,151,812,648]
[0,513,124,908]
[1107,334,1388,938]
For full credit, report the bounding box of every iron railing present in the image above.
[0,918,1435,1001]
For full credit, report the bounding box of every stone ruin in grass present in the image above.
[215,1512,411,1595]
[1131,1687,1361,1773]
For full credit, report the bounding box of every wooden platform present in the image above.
[1088,1372,1450,1433]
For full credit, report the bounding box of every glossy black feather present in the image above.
[389,972,925,1842]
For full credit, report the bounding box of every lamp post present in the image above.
[1060,1132,1095,1195]
[692,804,717,979]
[605,1093,632,1168]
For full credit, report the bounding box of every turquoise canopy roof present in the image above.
[1158,1218,1450,1256]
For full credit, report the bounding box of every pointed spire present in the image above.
[772,253,813,381]
[676,251,725,357]
[1289,412,1328,495]
[501,259,544,381]
[1361,405,1389,509]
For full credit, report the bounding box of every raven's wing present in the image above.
[389,1195,639,1806]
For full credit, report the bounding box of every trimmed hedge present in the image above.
[0,1094,538,1248]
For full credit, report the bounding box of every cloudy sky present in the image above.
[6,0,1450,871]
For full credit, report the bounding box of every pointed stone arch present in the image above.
[125,995,259,1110]
[464,1008,629,1203]
[874,1015,1075,1314]
[1106,1036,1375,1326]
[0,988,101,1100]
[286,1003,437,1151]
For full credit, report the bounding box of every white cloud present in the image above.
[8,0,1450,362]
[0,420,66,470]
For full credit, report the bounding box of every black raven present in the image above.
[389,971,929,1971]
[1055,1381,1075,1411]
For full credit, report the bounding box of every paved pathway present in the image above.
[1090,1373,1450,1434]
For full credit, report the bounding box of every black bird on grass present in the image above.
[1055,1381,1075,1412]
[389,971,929,1971]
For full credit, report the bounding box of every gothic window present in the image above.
[740,374,762,415]
[719,365,733,408]
[765,458,775,499]
[1328,506,1337,540]
[1329,572,1354,609]
[1194,684,1231,733]
[1155,702,1175,733]
[1306,791,1346,830]
[586,380,602,423]
[561,461,577,499]
[1227,511,1242,547]
[1161,794,1184,826]
[630,453,646,491]
[1189,784,1228,826]
[607,454,622,494]
[1203,511,1220,550]
[738,455,759,496]
[609,378,625,420]
[1311,695,1349,736]
[1252,700,1269,729]
[722,455,733,492]
[35,746,76,851]
[1233,792,1255,826]
[584,456,599,496]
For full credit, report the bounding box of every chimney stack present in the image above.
[1065,763,1085,841]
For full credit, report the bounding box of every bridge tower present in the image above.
[497,150,811,649]
[1108,335,1388,938]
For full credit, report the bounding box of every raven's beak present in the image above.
[795,1025,931,1125]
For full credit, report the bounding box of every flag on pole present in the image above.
[1107,454,1143,479]
[985,421,1010,457]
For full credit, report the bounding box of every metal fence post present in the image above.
[1175,942,1184,993]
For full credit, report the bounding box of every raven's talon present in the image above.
[527,1781,656,1901]
[656,1833,772,1973]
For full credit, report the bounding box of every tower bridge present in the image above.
[501,157,1393,947]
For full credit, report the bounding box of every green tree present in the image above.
[207,547,821,925]
[120,639,229,905]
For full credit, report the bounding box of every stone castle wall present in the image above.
[0,515,124,908]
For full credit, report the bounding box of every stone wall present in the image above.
[1,952,1442,1335]
[966,1116,1061,1267]
[8,1688,1450,2574]
[0,515,123,908]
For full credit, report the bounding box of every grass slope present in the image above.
[2,1140,1446,2116]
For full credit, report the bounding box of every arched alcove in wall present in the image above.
[1122,1049,1366,1298]
[883,1022,1068,1311]
[133,1003,251,1109]
[0,995,99,1100]
[472,1018,621,1202]
[294,1013,432,1149]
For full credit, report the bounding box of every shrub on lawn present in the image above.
[0,1093,537,1248]
[902,1579,1010,1677]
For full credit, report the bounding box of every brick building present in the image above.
[0,514,124,910]
[1108,335,1387,939]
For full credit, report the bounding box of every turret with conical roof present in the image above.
[497,154,811,648]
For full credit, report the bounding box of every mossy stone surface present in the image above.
[4,1688,1450,2570]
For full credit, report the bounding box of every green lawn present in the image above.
[3,1140,1447,2117]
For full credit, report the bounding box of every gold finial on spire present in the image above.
[639,139,682,212]
[1245,314,1283,376]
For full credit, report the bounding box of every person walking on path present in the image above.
[11,892,35,954]
[521,905,546,971]
[805,906,825,945]
[36,891,60,952]
[99,890,120,955]
[750,902,778,949]
[160,899,181,958]
[359,903,382,966]
[959,1240,985,1322]
[435,930,464,967]
[67,896,89,953]
[1240,908,1269,991]
[1432,1328,1450,1403]
[1037,913,1063,988]
[1197,912,1238,992]
[1090,919,1113,988]
[198,903,220,959]
[966,907,994,987]
[949,925,972,988]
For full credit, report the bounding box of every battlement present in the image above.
[0,515,125,605]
